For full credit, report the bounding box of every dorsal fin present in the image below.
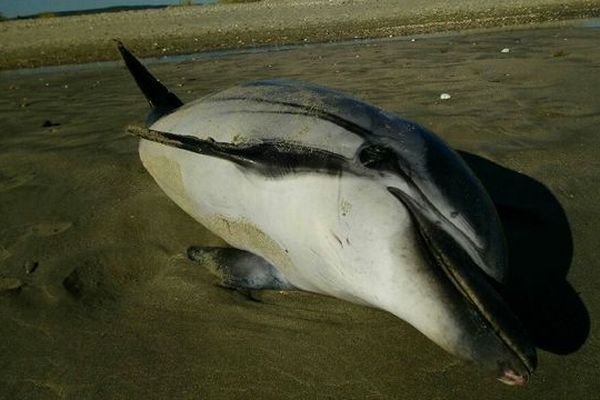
[116,40,183,123]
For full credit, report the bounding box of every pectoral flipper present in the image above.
[187,246,294,291]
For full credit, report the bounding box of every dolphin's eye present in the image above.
[358,144,398,170]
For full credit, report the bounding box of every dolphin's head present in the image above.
[357,118,537,384]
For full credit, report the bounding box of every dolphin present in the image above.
[117,42,536,385]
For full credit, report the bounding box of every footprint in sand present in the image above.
[0,222,73,260]
[32,222,73,237]
[0,246,10,263]
[0,168,36,192]
[0,277,23,293]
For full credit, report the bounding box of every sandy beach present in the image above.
[0,0,600,70]
[1,1,600,399]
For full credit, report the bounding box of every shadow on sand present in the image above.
[459,151,589,355]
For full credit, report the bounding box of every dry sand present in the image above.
[0,2,599,399]
[0,0,600,70]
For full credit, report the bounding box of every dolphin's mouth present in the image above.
[387,186,536,381]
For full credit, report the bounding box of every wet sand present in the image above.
[1,0,600,70]
[1,22,599,399]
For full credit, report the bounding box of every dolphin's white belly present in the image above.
[139,139,435,312]
[139,140,478,356]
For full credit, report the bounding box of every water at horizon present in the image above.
[0,0,211,19]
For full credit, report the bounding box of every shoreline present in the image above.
[1,0,599,71]
[1,17,596,76]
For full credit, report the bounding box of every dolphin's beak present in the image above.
[387,186,537,383]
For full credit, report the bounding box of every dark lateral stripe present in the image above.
[210,96,376,140]
[127,126,358,177]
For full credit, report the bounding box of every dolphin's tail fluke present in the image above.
[116,40,183,124]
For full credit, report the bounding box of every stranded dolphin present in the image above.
[117,42,536,385]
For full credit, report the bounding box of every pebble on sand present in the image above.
[24,261,39,275]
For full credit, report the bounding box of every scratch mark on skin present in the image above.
[330,230,343,248]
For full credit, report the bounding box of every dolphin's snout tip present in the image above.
[497,368,529,386]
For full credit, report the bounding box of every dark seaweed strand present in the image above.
[127,125,359,177]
